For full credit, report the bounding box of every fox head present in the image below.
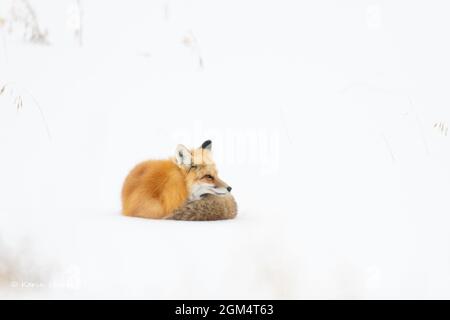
[174,140,232,201]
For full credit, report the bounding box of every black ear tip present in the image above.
[201,140,212,149]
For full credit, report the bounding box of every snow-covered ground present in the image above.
[1,0,450,299]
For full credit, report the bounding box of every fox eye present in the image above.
[203,174,214,180]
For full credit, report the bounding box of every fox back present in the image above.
[121,160,189,219]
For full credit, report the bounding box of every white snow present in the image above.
[1,0,450,299]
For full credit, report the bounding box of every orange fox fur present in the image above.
[121,140,234,220]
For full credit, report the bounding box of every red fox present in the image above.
[121,140,237,220]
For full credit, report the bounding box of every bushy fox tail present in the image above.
[166,194,237,221]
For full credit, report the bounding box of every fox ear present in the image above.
[201,140,212,151]
[175,144,192,167]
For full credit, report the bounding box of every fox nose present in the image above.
[227,186,232,192]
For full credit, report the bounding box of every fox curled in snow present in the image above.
[121,140,237,221]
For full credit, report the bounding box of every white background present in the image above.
[1,0,450,298]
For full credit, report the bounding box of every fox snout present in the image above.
[216,179,232,192]
[189,179,232,201]
[213,177,232,194]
